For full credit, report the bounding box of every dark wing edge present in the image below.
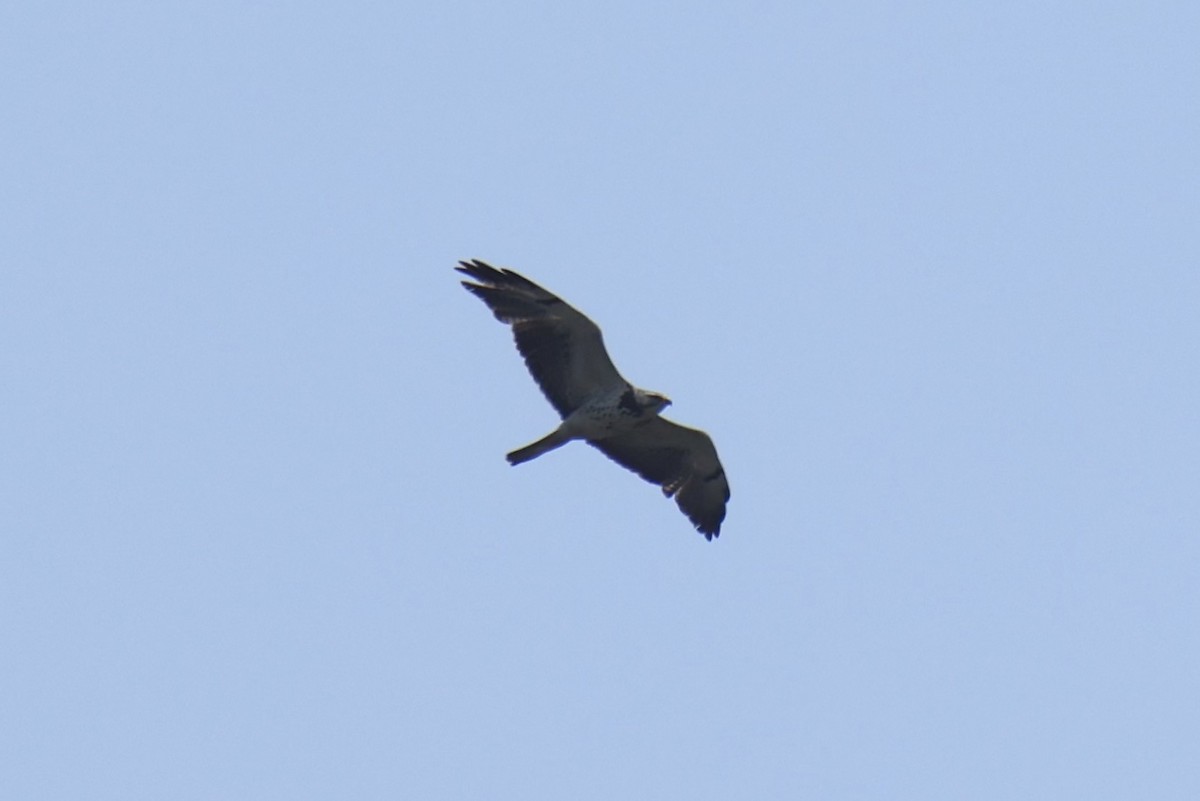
[588,417,730,540]
[456,259,624,417]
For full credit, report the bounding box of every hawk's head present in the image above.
[639,390,672,415]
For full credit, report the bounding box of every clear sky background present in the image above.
[3,2,1198,798]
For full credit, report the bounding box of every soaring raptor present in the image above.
[457,259,730,539]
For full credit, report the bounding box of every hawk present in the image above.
[457,259,730,539]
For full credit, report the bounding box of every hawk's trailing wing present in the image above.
[456,260,625,418]
[589,417,730,539]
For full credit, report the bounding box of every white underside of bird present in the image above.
[507,385,667,465]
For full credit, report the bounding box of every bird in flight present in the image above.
[457,259,730,539]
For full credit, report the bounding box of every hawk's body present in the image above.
[457,259,730,539]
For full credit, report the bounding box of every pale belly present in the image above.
[562,395,650,440]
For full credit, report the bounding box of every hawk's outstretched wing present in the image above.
[456,260,625,418]
[589,418,730,539]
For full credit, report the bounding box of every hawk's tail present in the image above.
[507,428,571,465]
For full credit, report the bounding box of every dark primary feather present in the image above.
[589,418,730,539]
[457,260,624,418]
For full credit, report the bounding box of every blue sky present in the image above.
[3,2,1198,798]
